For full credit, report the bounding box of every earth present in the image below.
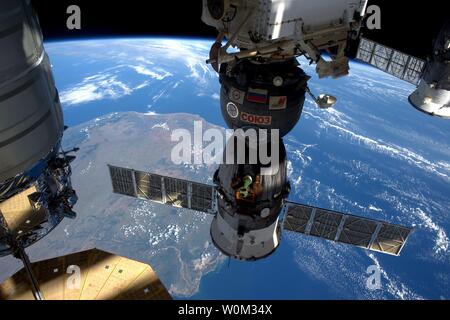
[1,38,449,300]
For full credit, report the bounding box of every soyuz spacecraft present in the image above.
[0,0,170,301]
[109,132,413,261]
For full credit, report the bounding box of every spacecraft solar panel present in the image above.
[283,203,413,256]
[109,165,135,196]
[356,37,426,85]
[0,249,172,300]
[109,165,217,215]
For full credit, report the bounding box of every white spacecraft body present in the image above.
[210,213,282,260]
[408,23,450,118]
[410,80,450,118]
[0,0,65,182]
[202,0,368,78]
[0,0,77,259]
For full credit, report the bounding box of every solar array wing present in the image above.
[0,248,171,300]
[356,37,426,85]
[283,202,413,256]
[108,165,217,215]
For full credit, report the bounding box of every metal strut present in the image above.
[16,247,44,301]
[0,210,44,300]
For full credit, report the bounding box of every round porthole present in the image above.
[207,0,229,20]
[261,208,271,218]
[226,102,239,119]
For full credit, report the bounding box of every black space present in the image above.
[32,0,448,59]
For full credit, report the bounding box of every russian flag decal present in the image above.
[247,88,268,104]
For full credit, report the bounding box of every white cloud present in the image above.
[193,252,215,272]
[134,81,150,90]
[369,205,383,212]
[131,65,172,80]
[304,107,450,181]
[151,122,170,131]
[415,208,449,255]
[60,73,132,106]
[368,253,423,300]
[135,56,154,65]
